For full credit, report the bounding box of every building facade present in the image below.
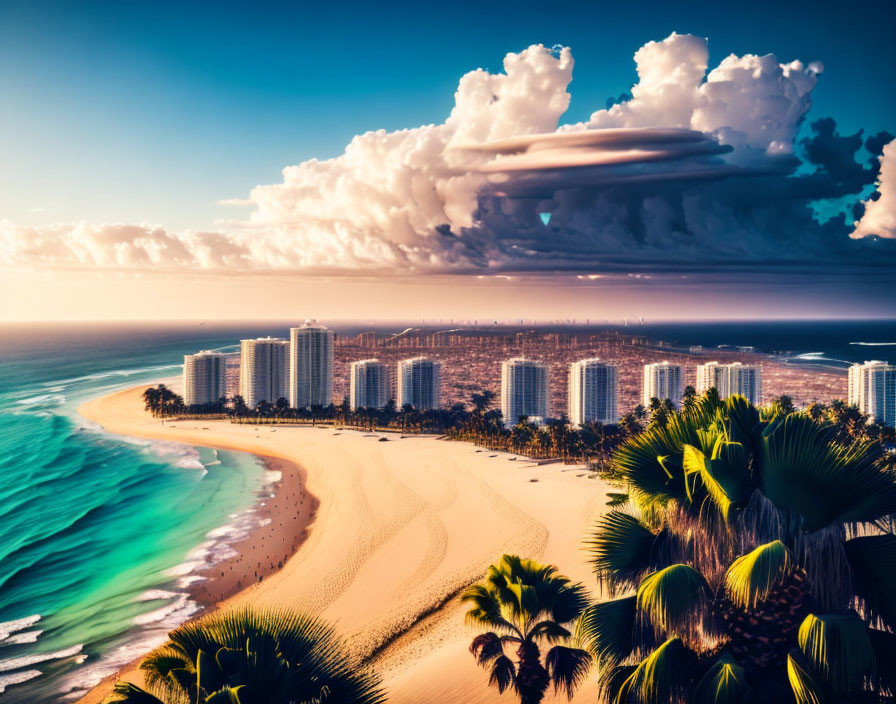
[642,361,684,407]
[349,359,391,410]
[289,321,334,409]
[848,360,896,426]
[568,358,618,426]
[696,361,762,405]
[183,350,227,407]
[501,358,548,426]
[397,356,440,410]
[239,337,289,409]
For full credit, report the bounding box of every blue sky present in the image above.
[2,0,894,230]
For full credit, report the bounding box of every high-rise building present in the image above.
[239,337,289,409]
[289,321,334,409]
[349,359,390,410]
[848,360,896,426]
[356,331,378,348]
[397,357,440,410]
[696,361,762,405]
[501,358,548,426]
[183,350,226,407]
[568,358,618,426]
[642,361,684,407]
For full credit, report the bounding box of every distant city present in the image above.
[181,321,896,427]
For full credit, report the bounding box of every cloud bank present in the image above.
[2,34,894,275]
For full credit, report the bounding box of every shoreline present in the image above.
[76,383,612,704]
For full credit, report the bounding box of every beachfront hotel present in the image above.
[568,358,618,426]
[642,361,684,407]
[696,361,763,405]
[501,358,548,426]
[183,350,227,406]
[397,356,441,410]
[289,321,334,409]
[349,359,391,411]
[239,337,289,408]
[848,360,896,426]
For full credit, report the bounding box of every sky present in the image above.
[1,0,894,321]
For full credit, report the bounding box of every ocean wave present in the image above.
[132,593,199,627]
[850,341,896,346]
[134,589,181,603]
[0,615,41,642]
[264,470,282,484]
[0,669,42,694]
[0,631,42,646]
[14,394,66,408]
[40,364,182,390]
[0,644,83,672]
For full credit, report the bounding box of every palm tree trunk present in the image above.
[515,642,549,704]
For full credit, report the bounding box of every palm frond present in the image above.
[724,540,794,609]
[692,654,747,704]
[636,564,711,634]
[844,534,896,631]
[529,621,571,643]
[760,414,896,531]
[576,596,638,665]
[613,637,692,704]
[107,682,167,704]
[786,650,826,704]
[797,612,876,697]
[204,686,245,704]
[867,628,896,696]
[545,645,592,699]
[585,512,658,593]
[470,632,505,665]
[488,654,516,694]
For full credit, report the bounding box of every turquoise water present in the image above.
[0,324,288,702]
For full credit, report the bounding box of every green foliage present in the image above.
[108,608,385,704]
[843,534,896,630]
[636,565,710,634]
[692,655,747,704]
[613,638,691,704]
[576,596,638,665]
[462,555,592,704]
[796,612,876,697]
[786,651,825,704]
[585,512,658,591]
[724,540,795,609]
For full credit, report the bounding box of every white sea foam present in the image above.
[135,589,180,603]
[0,615,41,641]
[15,393,66,407]
[850,341,896,346]
[0,630,42,646]
[132,594,199,627]
[264,470,282,484]
[0,669,42,694]
[41,364,181,389]
[0,644,83,672]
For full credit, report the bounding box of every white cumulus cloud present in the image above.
[851,138,896,239]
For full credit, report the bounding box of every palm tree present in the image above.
[577,393,896,702]
[462,554,592,704]
[108,607,386,704]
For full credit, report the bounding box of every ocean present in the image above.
[0,319,894,701]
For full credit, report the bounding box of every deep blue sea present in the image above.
[0,319,893,701]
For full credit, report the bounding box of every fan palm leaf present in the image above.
[843,533,896,630]
[613,637,692,704]
[723,540,795,609]
[692,654,747,704]
[576,596,638,665]
[797,612,876,697]
[107,682,167,704]
[636,564,711,635]
[584,512,659,592]
[786,651,825,704]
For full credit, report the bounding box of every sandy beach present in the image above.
[76,385,613,703]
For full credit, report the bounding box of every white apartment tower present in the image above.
[289,321,334,409]
[183,350,227,407]
[349,359,391,411]
[848,361,896,426]
[501,358,549,426]
[642,361,684,407]
[568,358,618,426]
[239,337,289,409]
[696,361,763,405]
[397,357,441,410]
